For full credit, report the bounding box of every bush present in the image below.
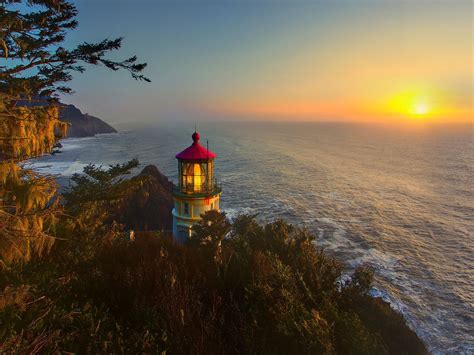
[0,211,427,354]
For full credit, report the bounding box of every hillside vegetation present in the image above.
[0,163,427,354]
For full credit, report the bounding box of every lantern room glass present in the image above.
[179,160,214,194]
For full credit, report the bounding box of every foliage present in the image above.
[1,0,148,160]
[0,210,427,354]
[0,0,148,265]
[189,209,231,264]
[62,159,169,235]
[0,161,60,265]
[0,0,149,99]
[0,103,67,160]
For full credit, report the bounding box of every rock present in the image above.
[139,165,173,191]
[114,165,174,231]
[59,104,117,137]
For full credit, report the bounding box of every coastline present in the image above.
[24,122,474,352]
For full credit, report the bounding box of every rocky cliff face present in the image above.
[59,104,117,137]
[16,98,117,138]
[113,165,174,231]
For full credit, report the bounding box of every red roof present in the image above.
[176,131,217,160]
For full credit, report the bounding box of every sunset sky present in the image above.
[65,0,472,123]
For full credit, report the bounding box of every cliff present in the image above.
[15,98,117,137]
[59,104,117,137]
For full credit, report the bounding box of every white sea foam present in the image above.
[59,143,84,151]
[26,160,87,177]
[348,248,400,269]
[223,206,256,221]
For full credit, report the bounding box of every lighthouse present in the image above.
[172,130,222,242]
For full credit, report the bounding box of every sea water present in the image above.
[28,121,473,353]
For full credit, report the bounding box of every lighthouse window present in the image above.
[184,203,189,216]
[181,162,207,193]
[193,163,203,192]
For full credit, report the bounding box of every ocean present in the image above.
[28,121,473,353]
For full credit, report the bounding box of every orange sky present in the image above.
[70,1,473,124]
[203,13,473,123]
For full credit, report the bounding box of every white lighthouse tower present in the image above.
[172,131,221,243]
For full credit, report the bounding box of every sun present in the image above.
[412,102,429,116]
[386,91,434,120]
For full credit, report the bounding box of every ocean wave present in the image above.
[27,160,87,177]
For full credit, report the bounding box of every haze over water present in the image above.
[30,122,473,353]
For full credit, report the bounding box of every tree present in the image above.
[0,0,149,159]
[63,159,141,234]
[0,161,59,264]
[190,210,231,264]
[0,0,149,265]
[191,210,231,247]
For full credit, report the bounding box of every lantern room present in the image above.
[175,131,217,194]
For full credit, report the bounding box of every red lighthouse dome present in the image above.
[176,131,217,161]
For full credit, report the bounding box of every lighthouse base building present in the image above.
[172,131,221,243]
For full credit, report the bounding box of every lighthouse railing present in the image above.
[173,178,221,197]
